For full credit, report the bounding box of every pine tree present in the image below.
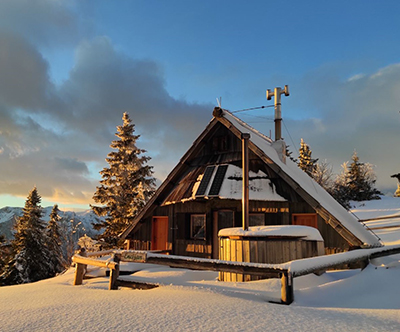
[0,187,54,285]
[91,112,155,246]
[46,204,65,275]
[390,173,400,197]
[332,152,382,208]
[298,138,318,177]
[332,162,351,209]
[346,151,382,201]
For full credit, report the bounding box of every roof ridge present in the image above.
[222,109,274,144]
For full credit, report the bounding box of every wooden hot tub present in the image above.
[218,225,325,282]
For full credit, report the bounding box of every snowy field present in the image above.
[0,264,399,332]
[1,197,400,332]
[351,196,400,246]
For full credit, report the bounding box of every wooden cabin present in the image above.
[120,108,381,258]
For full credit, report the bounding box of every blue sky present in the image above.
[1,0,400,209]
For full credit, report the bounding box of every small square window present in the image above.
[191,214,206,240]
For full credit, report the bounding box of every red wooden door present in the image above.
[292,213,318,229]
[152,217,169,250]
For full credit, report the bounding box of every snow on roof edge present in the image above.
[218,225,324,241]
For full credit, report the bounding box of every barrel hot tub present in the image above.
[218,225,325,282]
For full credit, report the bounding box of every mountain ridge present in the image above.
[0,206,103,241]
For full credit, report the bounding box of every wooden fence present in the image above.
[72,244,400,305]
[72,253,120,290]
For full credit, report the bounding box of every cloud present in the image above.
[1,0,399,206]
[0,0,81,47]
[280,63,400,192]
[0,23,211,205]
[0,31,56,110]
[56,35,213,167]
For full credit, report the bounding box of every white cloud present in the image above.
[0,13,211,205]
[347,73,365,82]
[279,63,400,193]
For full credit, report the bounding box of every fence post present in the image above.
[281,272,294,305]
[109,254,120,290]
[73,263,86,286]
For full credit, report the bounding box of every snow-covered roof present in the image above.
[164,164,286,205]
[218,225,324,241]
[219,109,381,247]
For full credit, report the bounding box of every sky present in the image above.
[1,0,400,210]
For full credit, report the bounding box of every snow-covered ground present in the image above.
[0,264,399,332]
[351,196,400,246]
[1,198,400,331]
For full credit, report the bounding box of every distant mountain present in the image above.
[0,206,104,241]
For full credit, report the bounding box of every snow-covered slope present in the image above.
[350,196,400,220]
[0,207,23,239]
[351,196,400,246]
[0,263,398,332]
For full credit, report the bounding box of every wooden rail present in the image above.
[359,213,400,222]
[121,251,285,276]
[72,245,400,305]
[285,244,400,278]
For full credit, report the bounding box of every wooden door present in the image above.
[292,213,318,229]
[152,217,169,250]
[212,211,234,259]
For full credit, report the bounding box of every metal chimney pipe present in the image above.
[274,87,282,141]
[266,85,289,141]
[241,133,250,231]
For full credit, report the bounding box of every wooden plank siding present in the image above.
[127,195,351,257]
[175,240,212,258]
[219,237,324,281]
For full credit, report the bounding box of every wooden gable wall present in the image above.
[127,121,349,255]
[163,122,306,205]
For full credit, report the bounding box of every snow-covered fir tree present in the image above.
[91,112,155,246]
[346,151,382,201]
[78,235,102,252]
[333,152,382,208]
[0,187,54,285]
[390,173,400,197]
[332,162,351,208]
[46,204,66,275]
[298,138,318,177]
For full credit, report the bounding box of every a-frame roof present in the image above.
[121,108,382,248]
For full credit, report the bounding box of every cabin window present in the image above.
[191,214,206,240]
[249,214,265,226]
